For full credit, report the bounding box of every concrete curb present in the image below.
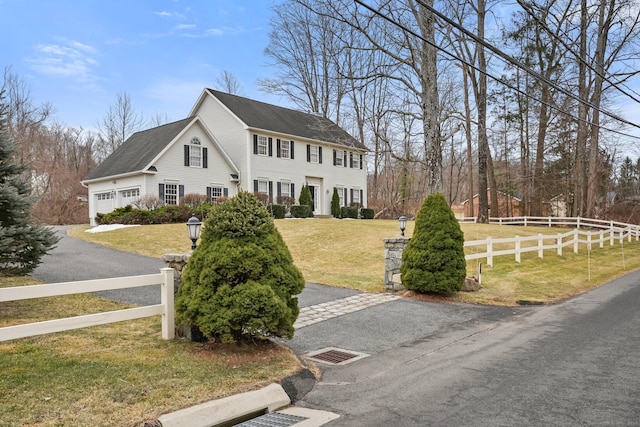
[157,383,290,427]
[156,367,320,427]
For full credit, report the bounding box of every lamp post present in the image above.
[399,216,407,237]
[186,216,202,250]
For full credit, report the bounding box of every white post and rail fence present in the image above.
[385,216,640,290]
[0,268,175,342]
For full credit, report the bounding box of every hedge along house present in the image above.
[82,89,368,224]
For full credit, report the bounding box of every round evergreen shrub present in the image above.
[340,206,358,219]
[298,184,314,217]
[290,205,311,218]
[268,204,286,219]
[360,208,375,219]
[175,192,305,343]
[400,193,466,294]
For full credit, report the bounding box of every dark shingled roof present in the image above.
[207,89,366,150]
[84,117,194,181]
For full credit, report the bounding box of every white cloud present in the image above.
[29,40,99,81]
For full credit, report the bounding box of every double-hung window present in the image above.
[189,138,202,167]
[337,187,346,207]
[257,135,269,156]
[209,186,223,203]
[164,183,178,205]
[309,145,319,163]
[351,153,360,169]
[280,181,292,198]
[280,140,291,159]
[256,179,269,195]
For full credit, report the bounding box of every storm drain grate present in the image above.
[233,412,308,426]
[305,347,369,365]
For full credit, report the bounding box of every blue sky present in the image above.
[0,0,281,130]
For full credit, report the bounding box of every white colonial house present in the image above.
[82,89,368,225]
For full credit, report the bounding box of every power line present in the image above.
[413,0,640,131]
[352,0,640,141]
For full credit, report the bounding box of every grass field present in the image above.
[0,277,301,427]
[68,218,640,305]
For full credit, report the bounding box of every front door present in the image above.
[306,178,323,215]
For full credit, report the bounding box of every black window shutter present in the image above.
[253,134,258,154]
[343,151,347,168]
[268,181,273,201]
[360,154,363,169]
[223,187,229,197]
[350,153,353,168]
[360,189,364,206]
[319,147,323,164]
[343,188,348,206]
[350,189,354,204]
[159,183,165,201]
[268,138,273,156]
[290,141,295,159]
[253,180,259,193]
[203,147,208,168]
[206,187,212,199]
[291,183,295,198]
[277,139,281,158]
[277,181,282,197]
[179,185,184,200]
[184,145,189,166]
[333,149,337,166]
[306,144,311,162]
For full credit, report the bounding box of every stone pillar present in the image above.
[384,237,410,291]
[161,253,191,293]
[162,252,205,342]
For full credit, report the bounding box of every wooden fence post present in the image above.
[161,267,175,340]
[487,237,493,267]
[538,234,543,258]
[557,233,562,256]
[515,236,521,263]
[574,229,579,254]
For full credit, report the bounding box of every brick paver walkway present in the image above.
[294,293,401,329]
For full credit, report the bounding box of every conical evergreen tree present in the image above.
[299,184,313,217]
[0,98,58,276]
[176,192,305,343]
[331,187,340,218]
[400,193,466,293]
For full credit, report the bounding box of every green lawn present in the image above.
[68,218,640,305]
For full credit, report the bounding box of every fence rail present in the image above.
[0,268,175,342]
[462,216,640,266]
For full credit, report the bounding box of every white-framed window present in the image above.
[120,188,139,199]
[351,153,360,169]
[257,179,269,194]
[257,135,269,156]
[189,137,202,167]
[337,187,346,207]
[280,140,291,159]
[335,150,344,167]
[309,145,319,163]
[280,181,292,198]
[165,183,178,205]
[96,192,112,201]
[209,186,223,203]
[352,188,361,205]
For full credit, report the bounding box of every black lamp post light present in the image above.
[186,216,202,250]
[399,216,407,237]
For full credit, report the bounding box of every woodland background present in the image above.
[3,0,640,225]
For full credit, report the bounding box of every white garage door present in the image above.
[95,192,114,214]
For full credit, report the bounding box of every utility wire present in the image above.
[354,0,640,140]
[515,0,640,106]
[412,0,640,131]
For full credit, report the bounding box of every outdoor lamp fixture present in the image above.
[399,216,407,237]
[186,216,202,250]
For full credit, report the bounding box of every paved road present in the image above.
[290,271,640,426]
[31,226,165,305]
[31,227,640,425]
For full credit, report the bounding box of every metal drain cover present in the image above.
[305,347,369,365]
[234,411,308,426]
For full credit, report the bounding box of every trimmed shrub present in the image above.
[400,193,466,294]
[298,184,313,216]
[340,206,358,219]
[361,208,375,219]
[151,205,192,223]
[268,204,286,219]
[175,192,305,343]
[290,204,311,218]
[331,188,341,218]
